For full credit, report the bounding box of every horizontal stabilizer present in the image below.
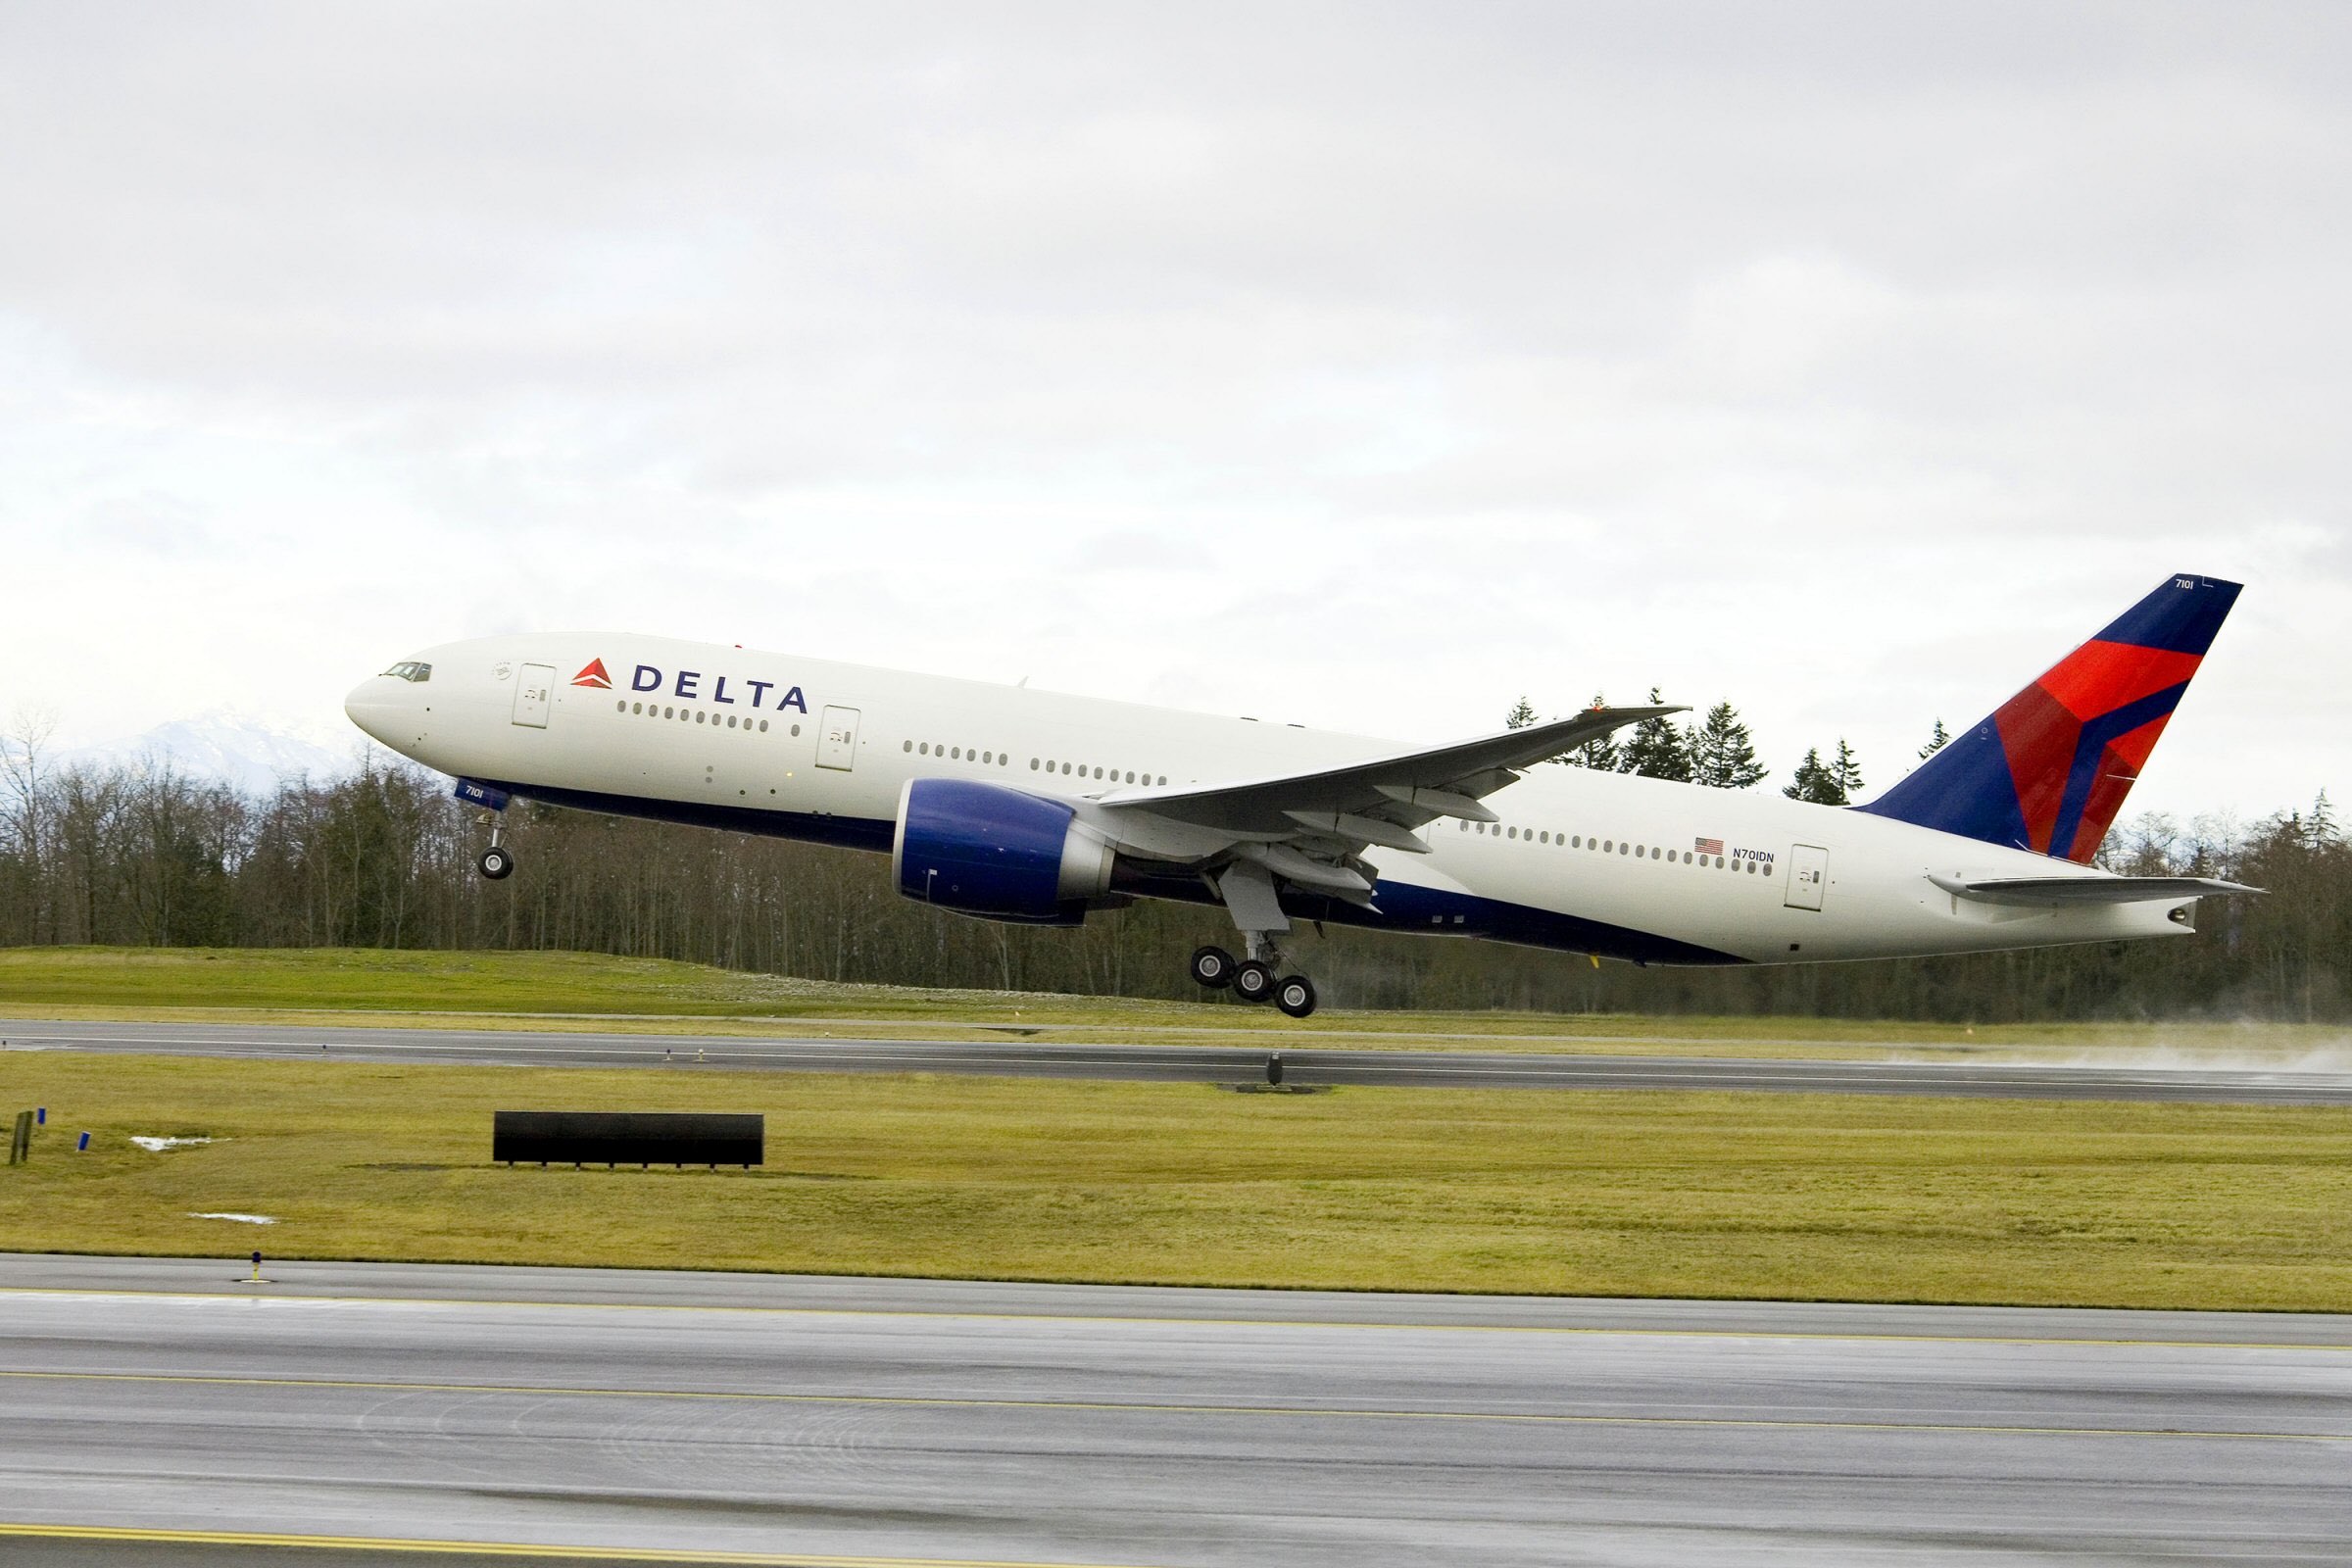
[1928,873,2261,907]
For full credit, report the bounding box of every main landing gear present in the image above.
[1190,942,1318,1018]
[475,812,515,881]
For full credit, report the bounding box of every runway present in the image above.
[7,1016,2352,1104]
[0,1255,2347,1566]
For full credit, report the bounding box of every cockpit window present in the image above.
[379,661,432,683]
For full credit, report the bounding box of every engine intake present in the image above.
[891,778,1115,925]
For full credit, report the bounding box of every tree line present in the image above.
[1509,690,1892,804]
[2,713,2345,1022]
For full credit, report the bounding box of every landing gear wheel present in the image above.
[477,846,515,881]
[1233,958,1277,1004]
[1273,975,1317,1019]
[1189,945,1238,990]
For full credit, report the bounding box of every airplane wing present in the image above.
[1074,707,1680,916]
[1927,873,2262,907]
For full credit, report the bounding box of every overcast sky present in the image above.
[3,2,2346,823]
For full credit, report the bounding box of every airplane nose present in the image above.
[344,678,399,742]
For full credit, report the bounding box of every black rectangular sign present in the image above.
[493,1110,763,1167]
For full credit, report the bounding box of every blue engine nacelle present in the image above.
[891,778,1116,925]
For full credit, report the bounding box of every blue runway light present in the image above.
[75,1132,89,1152]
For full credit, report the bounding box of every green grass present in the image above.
[3,947,2341,1060]
[4,1051,2350,1310]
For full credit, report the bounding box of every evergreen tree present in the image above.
[1618,687,1693,781]
[1919,718,1951,759]
[1785,749,1831,804]
[1689,701,1767,789]
[1831,737,1866,802]
[1784,739,1865,806]
[1557,692,1621,770]
[1503,697,1538,730]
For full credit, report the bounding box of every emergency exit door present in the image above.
[1784,843,1829,911]
[816,706,860,770]
[512,663,555,728]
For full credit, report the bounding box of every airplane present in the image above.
[345,573,2255,1019]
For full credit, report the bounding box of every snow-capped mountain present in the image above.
[68,710,361,796]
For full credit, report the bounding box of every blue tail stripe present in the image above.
[2046,682,2188,857]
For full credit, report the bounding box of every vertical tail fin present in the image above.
[1859,573,2239,863]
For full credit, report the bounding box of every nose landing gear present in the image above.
[475,811,514,881]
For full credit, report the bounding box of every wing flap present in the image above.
[1102,706,1678,839]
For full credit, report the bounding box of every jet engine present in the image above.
[891,778,1115,925]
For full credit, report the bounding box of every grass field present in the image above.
[3,947,2342,1061]
[4,1049,2350,1310]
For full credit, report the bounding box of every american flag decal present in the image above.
[1694,837,1724,856]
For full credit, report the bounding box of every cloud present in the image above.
[0,2,2344,817]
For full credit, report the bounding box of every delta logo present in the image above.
[576,655,810,713]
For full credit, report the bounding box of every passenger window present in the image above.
[1571,835,1580,848]
[791,724,800,736]
[905,741,913,753]
[758,719,768,732]
[1031,759,1041,770]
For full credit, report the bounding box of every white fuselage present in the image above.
[345,633,2193,966]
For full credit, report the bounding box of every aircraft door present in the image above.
[1784,844,1828,911]
[816,706,860,771]
[512,663,556,728]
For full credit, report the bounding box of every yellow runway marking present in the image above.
[1,1367,2341,1443]
[0,1285,2346,1353]
[0,1522,1149,1566]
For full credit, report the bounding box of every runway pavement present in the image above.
[6,1016,2352,1104]
[0,1254,2347,1566]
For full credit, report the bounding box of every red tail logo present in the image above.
[570,659,612,690]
